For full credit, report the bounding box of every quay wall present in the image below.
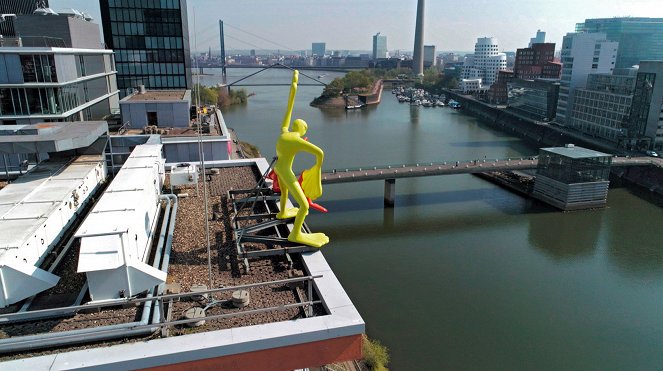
[442,90,663,199]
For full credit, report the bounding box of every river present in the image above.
[202,68,663,370]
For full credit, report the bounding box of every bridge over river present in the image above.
[320,156,661,206]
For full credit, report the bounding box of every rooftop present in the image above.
[0,158,363,368]
[541,145,611,159]
[125,90,188,102]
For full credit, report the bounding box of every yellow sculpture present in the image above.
[274,70,329,248]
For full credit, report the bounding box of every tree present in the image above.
[192,83,219,105]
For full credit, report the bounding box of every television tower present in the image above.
[412,0,425,77]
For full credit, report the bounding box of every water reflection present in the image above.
[409,105,420,125]
[528,210,602,259]
[606,188,663,276]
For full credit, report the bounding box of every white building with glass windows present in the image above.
[461,37,506,92]
[0,47,119,126]
[555,32,618,125]
[0,13,119,126]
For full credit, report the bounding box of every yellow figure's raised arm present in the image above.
[281,70,299,133]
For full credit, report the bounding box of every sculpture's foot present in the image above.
[288,232,329,248]
[276,207,299,220]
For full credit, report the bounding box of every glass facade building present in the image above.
[100,0,192,98]
[0,49,119,125]
[372,33,387,60]
[576,18,663,69]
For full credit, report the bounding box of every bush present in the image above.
[362,335,389,370]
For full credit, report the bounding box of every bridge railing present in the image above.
[321,156,540,174]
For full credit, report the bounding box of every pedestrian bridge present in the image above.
[320,156,660,206]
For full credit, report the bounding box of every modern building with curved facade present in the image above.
[461,37,506,92]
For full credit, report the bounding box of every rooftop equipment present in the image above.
[76,144,167,302]
[0,156,107,307]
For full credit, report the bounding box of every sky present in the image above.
[52,0,663,53]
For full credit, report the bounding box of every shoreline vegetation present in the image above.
[310,68,459,108]
[192,83,251,108]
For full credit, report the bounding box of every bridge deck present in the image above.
[321,156,661,184]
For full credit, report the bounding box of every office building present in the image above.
[0,0,48,37]
[372,32,387,59]
[576,17,663,69]
[529,29,546,47]
[514,43,557,80]
[508,78,560,121]
[555,32,618,124]
[99,0,192,98]
[628,61,663,150]
[424,45,436,67]
[461,37,506,92]
[569,70,636,143]
[312,42,326,57]
[0,14,119,126]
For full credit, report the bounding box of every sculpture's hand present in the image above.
[292,70,299,85]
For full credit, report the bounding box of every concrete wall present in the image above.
[15,15,102,49]
[120,101,190,128]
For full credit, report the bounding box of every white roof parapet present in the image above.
[76,144,166,302]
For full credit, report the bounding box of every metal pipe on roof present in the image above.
[152,194,177,325]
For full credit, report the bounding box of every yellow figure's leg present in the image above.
[284,179,329,248]
[276,187,298,219]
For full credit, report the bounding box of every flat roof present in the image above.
[0,158,363,366]
[541,145,611,159]
[125,90,188,102]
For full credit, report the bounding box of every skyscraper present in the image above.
[372,33,387,60]
[0,0,48,37]
[555,32,618,124]
[423,45,436,68]
[576,18,663,69]
[99,0,192,97]
[312,42,326,57]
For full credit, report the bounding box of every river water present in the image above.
[204,68,663,370]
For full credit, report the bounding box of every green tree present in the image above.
[192,83,219,105]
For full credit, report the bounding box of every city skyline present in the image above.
[52,0,663,53]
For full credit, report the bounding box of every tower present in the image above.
[219,20,227,84]
[412,0,425,76]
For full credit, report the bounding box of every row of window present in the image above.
[108,0,181,10]
[112,35,184,50]
[110,21,183,37]
[115,49,185,63]
[0,78,111,117]
[575,92,630,105]
[116,61,185,76]
[21,55,57,83]
[117,75,186,90]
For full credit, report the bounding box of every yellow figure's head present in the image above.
[293,119,308,136]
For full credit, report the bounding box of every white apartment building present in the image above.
[461,37,506,93]
[555,32,618,124]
